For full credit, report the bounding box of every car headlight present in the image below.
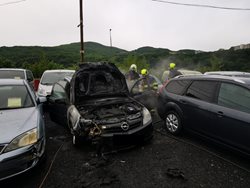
[4,128,38,153]
[143,107,152,125]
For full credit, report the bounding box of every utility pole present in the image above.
[79,0,84,65]
[109,28,112,47]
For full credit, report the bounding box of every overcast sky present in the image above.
[1,0,250,51]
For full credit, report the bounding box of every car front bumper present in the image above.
[101,121,153,140]
[0,138,45,181]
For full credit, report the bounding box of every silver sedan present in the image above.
[0,79,46,181]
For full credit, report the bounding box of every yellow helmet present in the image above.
[130,64,137,71]
[141,69,148,76]
[169,63,176,69]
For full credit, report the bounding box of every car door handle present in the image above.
[217,111,224,117]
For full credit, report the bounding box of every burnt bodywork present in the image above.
[67,62,153,144]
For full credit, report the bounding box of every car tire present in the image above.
[164,110,182,135]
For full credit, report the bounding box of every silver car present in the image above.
[0,79,46,181]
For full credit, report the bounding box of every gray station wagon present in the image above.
[157,75,250,156]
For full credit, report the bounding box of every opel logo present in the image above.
[121,122,129,131]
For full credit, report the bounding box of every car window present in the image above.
[51,84,67,99]
[218,83,250,113]
[0,85,34,110]
[166,80,191,95]
[0,70,25,79]
[41,72,74,85]
[26,70,34,81]
[185,81,218,103]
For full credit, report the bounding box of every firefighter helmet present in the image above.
[130,64,137,72]
[169,63,176,69]
[141,69,148,76]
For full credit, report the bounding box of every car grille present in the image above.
[105,122,141,133]
[0,144,6,154]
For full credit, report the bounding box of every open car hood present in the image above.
[71,62,129,105]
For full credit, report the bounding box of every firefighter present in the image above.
[162,63,182,82]
[139,69,158,92]
[125,64,140,81]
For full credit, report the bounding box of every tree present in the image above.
[0,57,15,68]
[24,54,64,78]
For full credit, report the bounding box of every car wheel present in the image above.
[164,111,182,135]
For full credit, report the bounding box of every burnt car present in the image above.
[157,75,250,156]
[48,62,153,146]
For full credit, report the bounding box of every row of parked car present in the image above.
[0,65,250,181]
[0,64,154,181]
[0,68,76,181]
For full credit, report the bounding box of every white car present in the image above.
[38,70,75,97]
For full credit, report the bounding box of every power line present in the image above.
[0,0,26,7]
[152,0,250,11]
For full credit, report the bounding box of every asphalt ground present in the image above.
[1,112,250,188]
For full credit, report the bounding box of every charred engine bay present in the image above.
[79,101,142,126]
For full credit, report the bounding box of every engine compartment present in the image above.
[79,101,142,125]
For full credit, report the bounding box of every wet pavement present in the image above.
[1,113,250,188]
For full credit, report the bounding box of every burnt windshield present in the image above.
[75,71,127,98]
[0,85,34,110]
[0,70,25,79]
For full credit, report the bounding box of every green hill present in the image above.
[0,42,127,67]
[0,41,250,78]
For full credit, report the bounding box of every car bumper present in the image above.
[101,121,153,140]
[0,138,45,181]
[99,122,153,148]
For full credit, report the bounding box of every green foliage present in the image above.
[22,54,64,78]
[0,42,250,78]
[197,55,224,73]
[0,57,15,68]
[118,54,150,74]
